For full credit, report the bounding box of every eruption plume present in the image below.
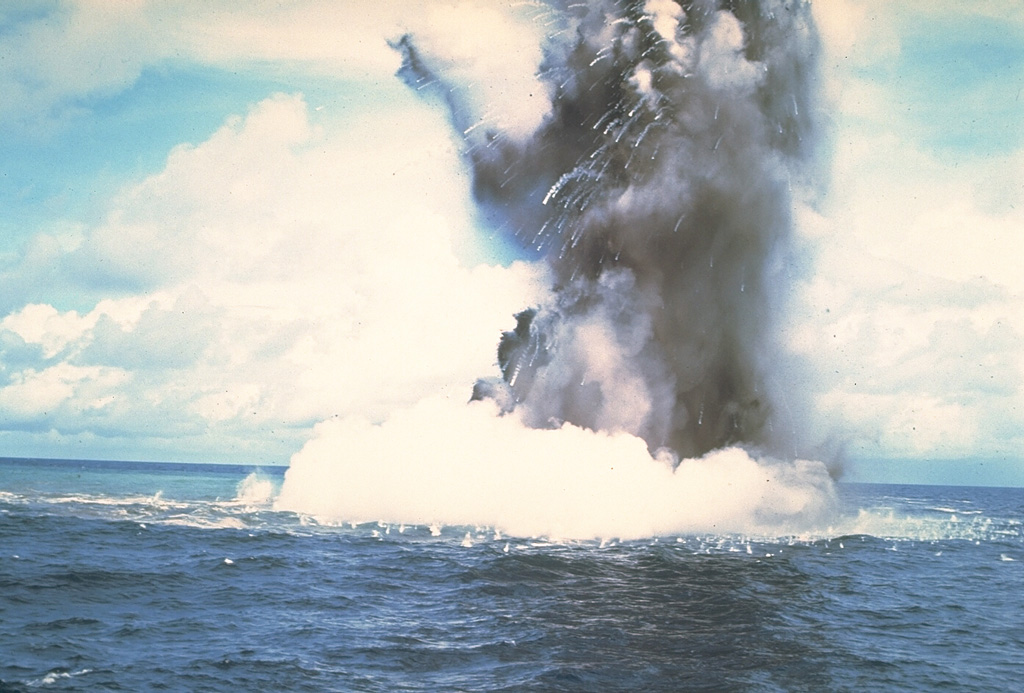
[274,0,838,540]
[396,0,821,460]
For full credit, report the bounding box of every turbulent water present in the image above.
[2,458,1022,692]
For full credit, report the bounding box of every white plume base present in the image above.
[276,395,837,541]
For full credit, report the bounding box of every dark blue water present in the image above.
[1,458,1022,691]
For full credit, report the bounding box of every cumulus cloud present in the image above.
[0,90,543,461]
[787,238,1024,461]
[798,1,1024,467]
[0,1,157,134]
[0,1,420,135]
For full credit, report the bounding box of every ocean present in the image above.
[1,457,1021,692]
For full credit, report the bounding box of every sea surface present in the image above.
[1,457,1022,692]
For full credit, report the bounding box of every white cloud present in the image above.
[1,304,93,359]
[0,91,544,461]
[791,184,1024,463]
[799,2,1024,471]
[0,1,550,137]
[393,1,552,140]
[0,2,157,132]
[826,132,1024,293]
[171,0,405,75]
[0,362,130,423]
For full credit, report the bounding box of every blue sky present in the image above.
[1,1,1022,487]
[866,11,1024,156]
[2,67,301,245]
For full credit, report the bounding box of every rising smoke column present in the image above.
[395,0,821,460]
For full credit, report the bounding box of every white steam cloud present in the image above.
[276,396,836,540]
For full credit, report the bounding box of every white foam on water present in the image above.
[825,506,1017,544]
[162,514,247,530]
[27,668,92,687]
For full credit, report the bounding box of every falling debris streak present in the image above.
[592,109,615,131]
[543,173,571,205]
[509,361,521,388]
[614,114,639,143]
[624,147,640,170]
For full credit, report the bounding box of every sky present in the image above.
[0,1,1022,487]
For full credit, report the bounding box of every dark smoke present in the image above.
[396,0,822,460]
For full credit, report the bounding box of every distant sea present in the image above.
[1,457,1022,691]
